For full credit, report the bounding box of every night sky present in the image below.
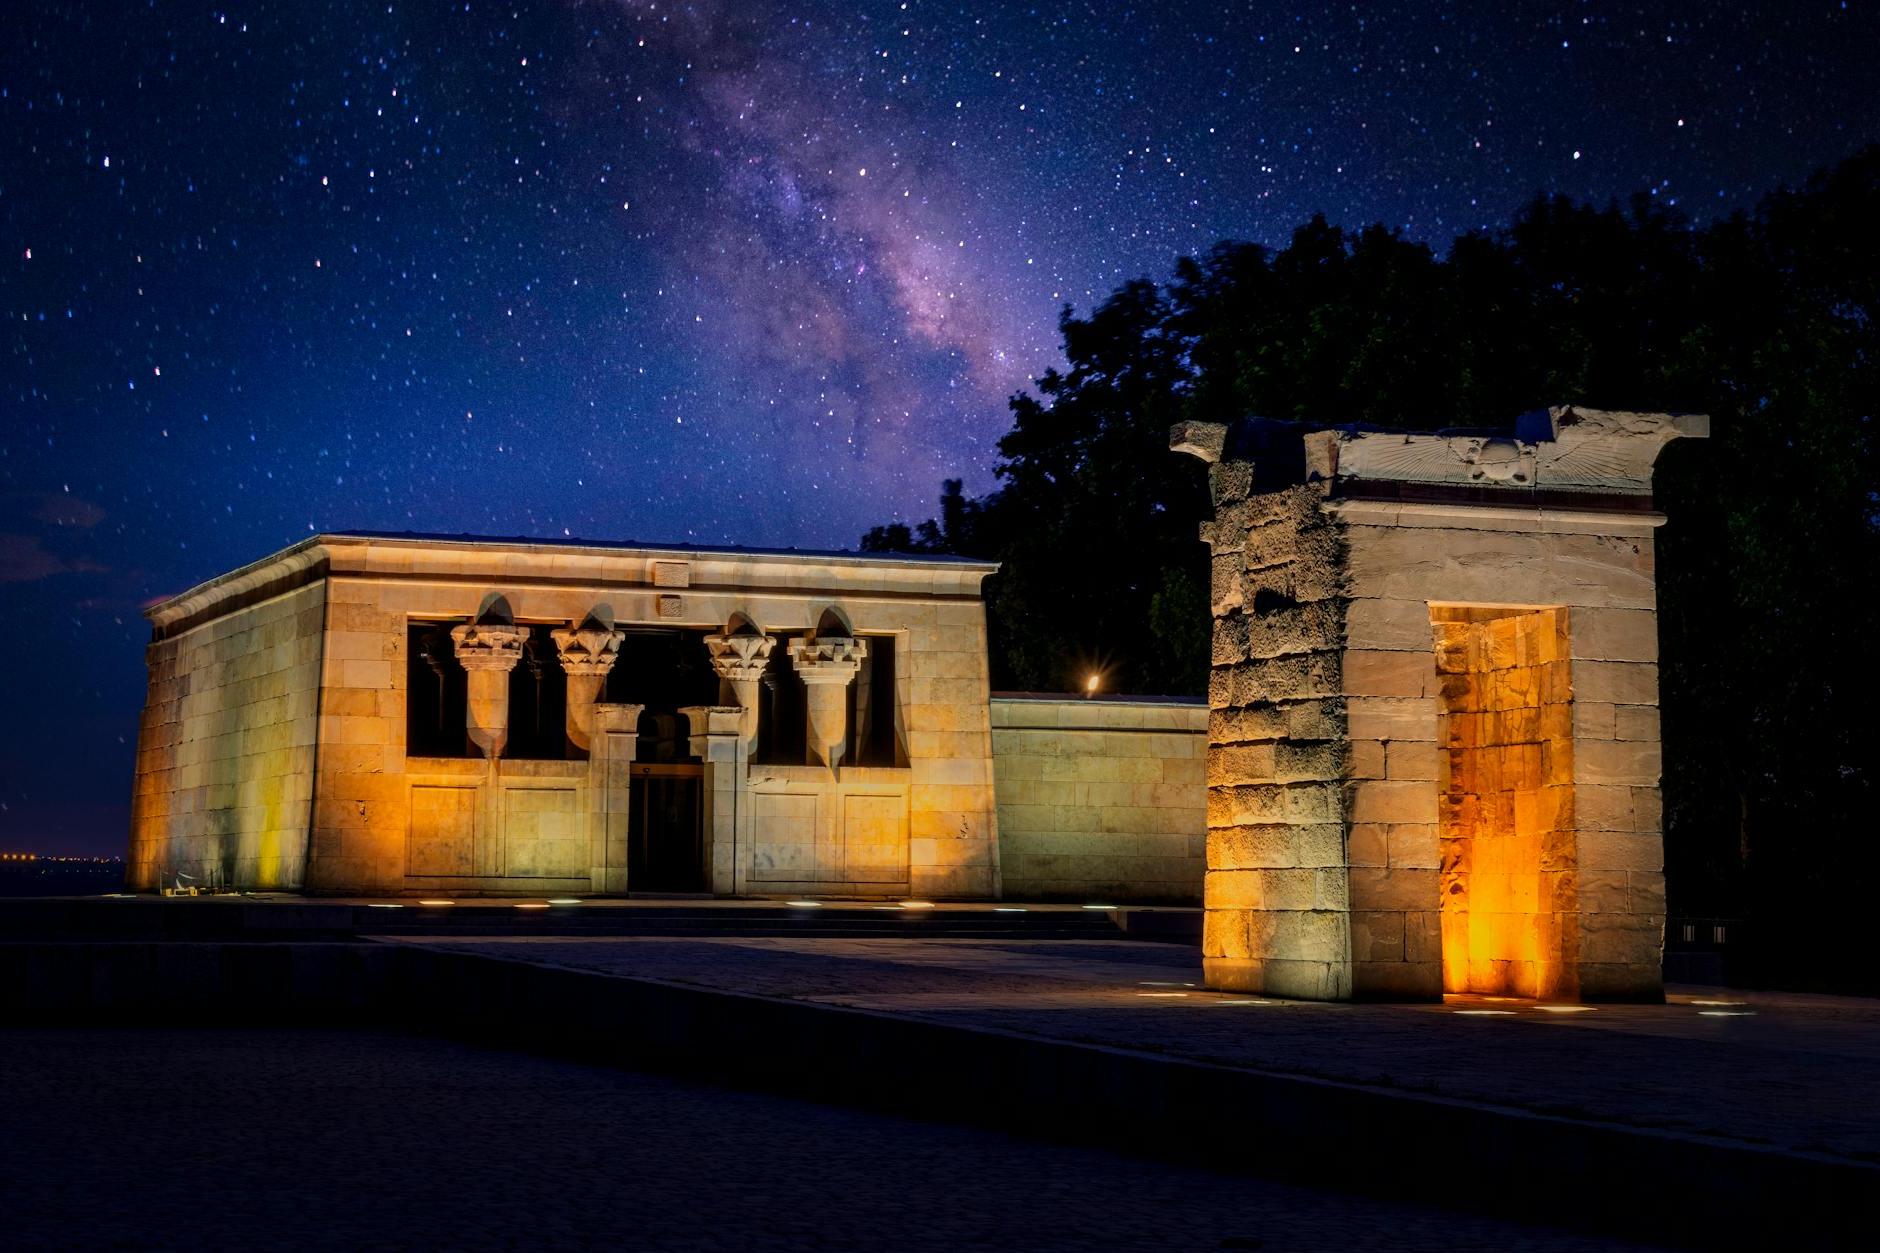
[4,1,1877,855]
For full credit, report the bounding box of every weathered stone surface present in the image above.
[1173,409,1697,1002]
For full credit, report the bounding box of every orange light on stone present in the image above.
[1432,605,1577,1002]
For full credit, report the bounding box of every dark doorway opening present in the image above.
[628,761,705,892]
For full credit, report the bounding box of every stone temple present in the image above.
[128,534,1206,903]
[1172,406,1707,1002]
[127,403,1701,1005]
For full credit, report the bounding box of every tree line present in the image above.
[864,148,1879,989]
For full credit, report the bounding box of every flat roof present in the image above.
[144,530,999,631]
[322,529,998,568]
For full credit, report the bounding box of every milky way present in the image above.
[4,0,1878,852]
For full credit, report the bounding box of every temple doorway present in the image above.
[1431,605,1578,1000]
[627,760,706,893]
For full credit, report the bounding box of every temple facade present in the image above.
[1172,406,1707,1002]
[127,533,1207,902]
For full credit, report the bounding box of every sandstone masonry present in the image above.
[1174,406,1707,1001]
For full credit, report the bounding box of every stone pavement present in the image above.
[392,934,1880,1164]
[0,1027,1648,1252]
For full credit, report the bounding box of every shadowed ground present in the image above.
[395,935,1880,1162]
[0,1027,1648,1252]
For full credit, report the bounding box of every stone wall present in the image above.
[128,582,326,891]
[990,696,1206,904]
[1432,606,1577,999]
[1338,504,1667,1000]
[135,534,1002,900]
[1175,409,1703,1002]
[1200,478,1355,998]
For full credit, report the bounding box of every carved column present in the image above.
[787,636,867,772]
[591,702,643,894]
[682,705,743,894]
[450,622,526,759]
[550,623,627,756]
[704,632,776,761]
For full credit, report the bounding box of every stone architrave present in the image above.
[704,632,776,756]
[550,623,627,755]
[787,636,867,771]
[450,622,527,759]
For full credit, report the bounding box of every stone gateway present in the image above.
[1172,406,1707,1002]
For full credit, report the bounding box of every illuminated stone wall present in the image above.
[1432,606,1576,999]
[990,695,1207,903]
[1197,479,1355,999]
[133,535,1002,899]
[1175,407,1706,1002]
[128,578,326,891]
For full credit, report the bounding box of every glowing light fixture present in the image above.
[1535,1005,1596,1013]
[514,902,550,910]
[1081,904,1116,911]
[993,907,1027,913]
[1137,991,1189,998]
[366,903,404,909]
[547,898,581,906]
[1084,672,1101,696]
[900,900,935,909]
[785,900,823,908]
[417,899,456,907]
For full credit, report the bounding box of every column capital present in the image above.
[551,624,627,675]
[450,622,527,672]
[705,632,776,682]
[788,635,867,684]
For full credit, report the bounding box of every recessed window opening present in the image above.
[505,625,569,760]
[851,634,901,767]
[406,622,469,757]
[754,630,808,765]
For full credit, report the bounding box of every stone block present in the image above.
[1349,780,1438,825]
[1348,866,1439,913]
[1574,739,1662,787]
[1203,908,1253,960]
[1384,741,1439,782]
[1344,598,1435,651]
[1570,608,1660,663]
[1209,867,1318,912]
[1343,648,1436,698]
[1352,959,1443,1000]
[1572,660,1659,706]
[1346,696,1438,742]
[1202,957,1266,993]
[1613,704,1660,742]
[1210,705,1288,743]
[1350,910,1405,962]
[1577,830,1663,873]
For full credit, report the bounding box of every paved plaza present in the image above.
[394,934,1880,1163]
[0,1027,1649,1252]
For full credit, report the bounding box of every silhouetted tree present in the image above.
[870,148,1880,989]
